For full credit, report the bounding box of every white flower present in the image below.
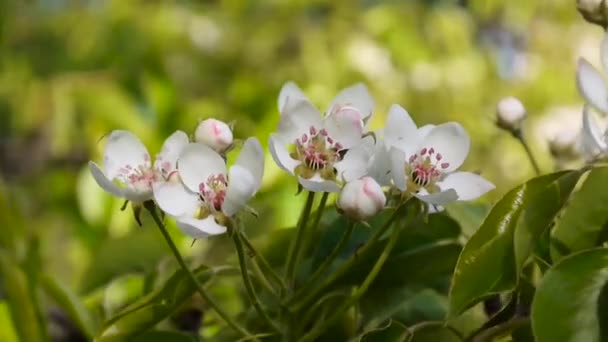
[278,81,374,125]
[269,95,370,192]
[338,177,386,221]
[386,107,495,205]
[576,33,608,114]
[153,138,264,238]
[496,96,526,131]
[581,105,608,161]
[194,118,233,152]
[89,130,189,203]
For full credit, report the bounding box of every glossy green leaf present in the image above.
[449,170,583,317]
[98,265,226,339]
[41,274,97,338]
[0,251,45,342]
[551,167,608,261]
[408,322,462,342]
[79,228,167,293]
[532,248,608,342]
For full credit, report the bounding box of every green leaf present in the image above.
[551,167,608,261]
[357,320,409,342]
[408,322,462,342]
[445,201,489,238]
[41,274,97,339]
[448,170,583,317]
[79,228,167,293]
[98,265,228,339]
[98,330,196,342]
[0,251,45,342]
[532,248,608,342]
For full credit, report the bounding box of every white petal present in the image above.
[89,161,125,198]
[582,105,608,153]
[234,137,264,191]
[103,130,151,180]
[278,81,308,113]
[323,107,364,149]
[155,130,189,175]
[389,147,407,191]
[277,98,323,142]
[152,181,199,217]
[335,143,372,182]
[268,134,299,174]
[298,176,341,193]
[437,172,495,201]
[383,104,419,156]
[601,33,608,76]
[420,123,470,172]
[415,189,458,205]
[577,58,608,113]
[327,83,374,121]
[417,124,436,139]
[178,143,227,193]
[368,139,392,186]
[223,165,256,216]
[175,216,227,238]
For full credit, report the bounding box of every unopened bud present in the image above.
[549,130,580,160]
[577,0,608,28]
[337,177,386,221]
[194,119,233,152]
[496,96,526,132]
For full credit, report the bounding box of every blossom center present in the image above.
[405,147,449,193]
[198,174,228,212]
[291,126,343,180]
[116,155,155,193]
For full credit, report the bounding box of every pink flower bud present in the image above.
[338,177,386,221]
[194,119,233,152]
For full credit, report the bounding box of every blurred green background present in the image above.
[0,0,599,340]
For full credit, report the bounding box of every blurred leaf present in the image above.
[551,167,608,261]
[448,170,582,317]
[98,265,228,339]
[41,274,97,339]
[357,320,408,342]
[408,322,462,342]
[445,201,489,237]
[98,330,196,342]
[532,248,608,342]
[0,251,45,342]
[79,228,167,293]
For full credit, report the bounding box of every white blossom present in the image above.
[577,32,608,115]
[338,177,386,221]
[194,118,233,152]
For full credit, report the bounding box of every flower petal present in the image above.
[323,106,364,149]
[103,130,151,180]
[601,32,608,76]
[415,189,458,205]
[277,98,323,142]
[152,181,199,217]
[155,130,189,175]
[335,142,372,183]
[417,124,435,139]
[178,143,227,193]
[582,105,608,155]
[89,161,125,198]
[268,134,299,174]
[437,171,495,201]
[368,138,392,186]
[278,81,308,113]
[234,137,264,191]
[389,147,407,191]
[383,104,419,156]
[327,83,374,121]
[223,165,256,216]
[175,216,227,238]
[298,176,341,193]
[577,58,608,113]
[420,122,470,172]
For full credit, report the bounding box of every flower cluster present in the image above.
[89,119,264,238]
[89,82,495,234]
[576,32,608,161]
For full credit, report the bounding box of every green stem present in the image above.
[310,192,329,233]
[144,203,253,339]
[290,221,355,303]
[299,221,404,342]
[233,230,281,333]
[289,204,405,310]
[514,130,541,175]
[240,232,286,293]
[284,191,316,288]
